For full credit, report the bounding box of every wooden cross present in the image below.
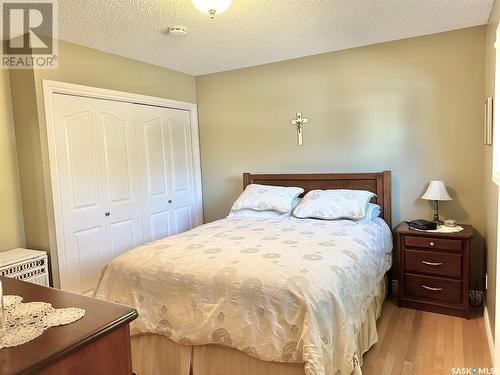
[291,112,309,146]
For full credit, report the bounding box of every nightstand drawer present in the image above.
[405,249,462,278]
[404,274,462,304]
[404,236,462,252]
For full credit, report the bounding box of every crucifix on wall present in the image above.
[291,112,309,146]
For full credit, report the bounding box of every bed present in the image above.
[94,171,393,375]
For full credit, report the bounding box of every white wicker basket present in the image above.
[0,248,49,286]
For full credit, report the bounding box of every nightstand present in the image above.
[396,222,474,318]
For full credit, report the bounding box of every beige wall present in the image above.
[485,0,500,340]
[0,69,24,251]
[9,69,43,252]
[9,39,197,285]
[196,27,486,280]
[33,40,197,103]
[4,28,489,291]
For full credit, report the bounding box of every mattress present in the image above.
[94,216,392,375]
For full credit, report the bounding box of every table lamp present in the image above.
[421,180,452,224]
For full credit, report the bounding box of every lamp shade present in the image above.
[421,181,452,201]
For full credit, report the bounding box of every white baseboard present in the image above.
[484,307,495,365]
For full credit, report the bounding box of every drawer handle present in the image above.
[429,241,435,247]
[422,261,443,266]
[421,285,442,291]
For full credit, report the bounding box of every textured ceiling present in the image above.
[57,0,493,76]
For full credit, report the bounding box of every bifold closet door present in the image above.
[134,105,196,242]
[52,94,144,294]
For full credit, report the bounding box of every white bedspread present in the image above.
[94,217,392,375]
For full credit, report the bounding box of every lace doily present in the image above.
[411,225,464,233]
[0,295,85,349]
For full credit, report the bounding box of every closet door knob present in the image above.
[105,212,110,216]
[168,200,173,204]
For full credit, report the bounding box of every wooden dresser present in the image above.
[0,277,138,375]
[396,222,473,318]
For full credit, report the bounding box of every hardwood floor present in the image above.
[362,295,492,375]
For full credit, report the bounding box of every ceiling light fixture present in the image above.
[191,0,232,18]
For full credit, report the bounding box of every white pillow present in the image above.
[231,184,304,213]
[229,198,301,219]
[292,189,376,220]
[358,203,381,223]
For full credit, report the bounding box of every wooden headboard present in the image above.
[243,171,392,227]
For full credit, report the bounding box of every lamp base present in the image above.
[433,200,441,224]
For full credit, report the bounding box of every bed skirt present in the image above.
[131,275,388,375]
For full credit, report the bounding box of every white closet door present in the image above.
[135,105,196,241]
[52,94,143,294]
